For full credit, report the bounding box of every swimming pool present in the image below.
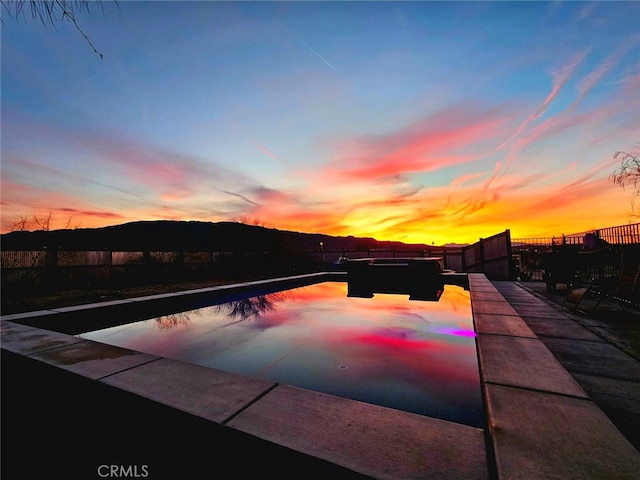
[78,280,484,427]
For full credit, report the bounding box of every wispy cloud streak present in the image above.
[500,49,590,151]
[291,30,338,72]
[216,188,261,207]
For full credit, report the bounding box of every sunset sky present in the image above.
[2,1,639,245]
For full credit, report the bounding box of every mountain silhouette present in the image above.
[1,220,442,252]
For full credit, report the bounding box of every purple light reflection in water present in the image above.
[433,327,478,337]
[78,281,484,427]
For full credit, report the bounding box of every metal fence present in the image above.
[511,222,640,281]
[512,222,640,249]
[597,223,640,245]
[461,229,514,280]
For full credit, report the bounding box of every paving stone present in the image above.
[495,286,541,296]
[505,295,564,310]
[0,310,59,322]
[469,283,495,291]
[473,313,536,338]
[228,384,488,480]
[564,312,614,328]
[101,357,276,424]
[470,300,519,316]
[572,372,640,401]
[500,296,549,306]
[586,326,640,361]
[471,281,501,290]
[497,290,540,297]
[519,315,605,341]
[508,304,570,318]
[28,340,159,379]
[502,280,640,453]
[541,337,640,382]
[477,335,587,397]
[485,384,640,479]
[469,280,495,288]
[0,328,84,355]
[468,284,500,292]
[470,291,506,302]
[572,373,640,451]
[467,272,490,282]
[0,320,38,336]
[491,281,525,291]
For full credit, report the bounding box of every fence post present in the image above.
[142,250,151,282]
[505,229,516,280]
[106,250,113,284]
[176,250,185,279]
[461,246,467,272]
[44,246,58,289]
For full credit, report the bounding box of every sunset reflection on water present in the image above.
[79,281,484,427]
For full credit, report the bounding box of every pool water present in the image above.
[79,281,484,427]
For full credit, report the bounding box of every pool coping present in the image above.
[2,272,639,478]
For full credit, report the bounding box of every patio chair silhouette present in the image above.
[569,246,640,313]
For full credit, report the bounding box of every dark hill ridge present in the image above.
[1,220,439,252]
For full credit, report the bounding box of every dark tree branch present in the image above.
[1,0,118,59]
[610,144,640,218]
[610,146,640,195]
[55,0,105,58]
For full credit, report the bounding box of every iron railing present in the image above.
[512,222,640,249]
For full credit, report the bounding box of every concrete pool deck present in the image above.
[2,272,640,479]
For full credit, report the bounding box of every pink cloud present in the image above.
[575,3,597,23]
[622,73,640,95]
[254,142,278,159]
[509,103,618,159]
[253,141,290,168]
[55,207,125,220]
[323,104,514,182]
